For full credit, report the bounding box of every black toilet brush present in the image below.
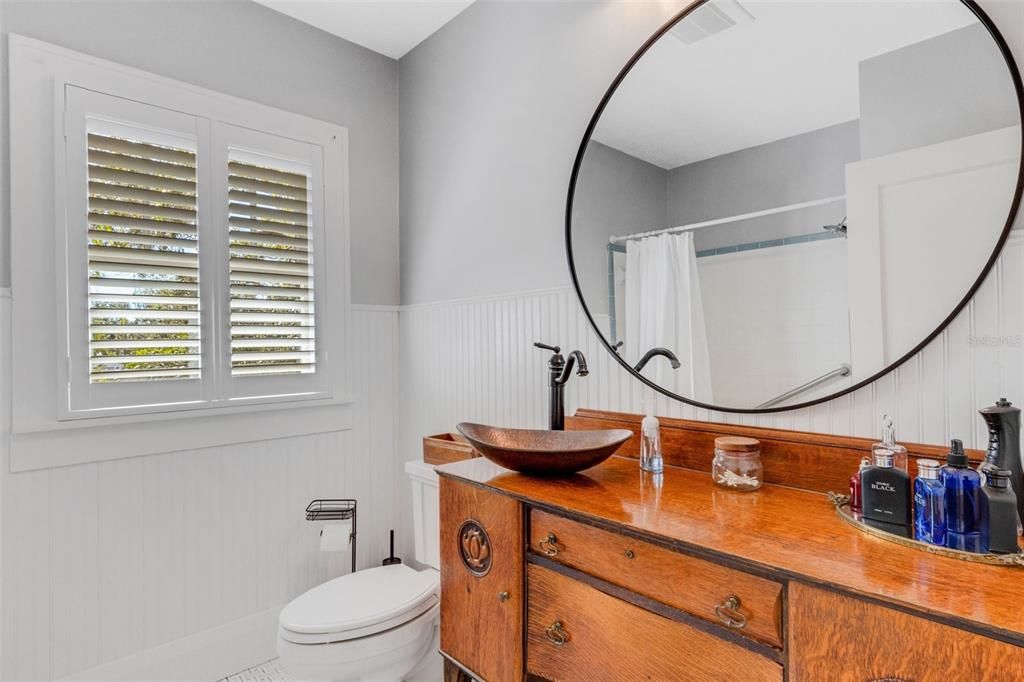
[382,529,402,565]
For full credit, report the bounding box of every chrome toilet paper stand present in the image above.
[306,499,357,573]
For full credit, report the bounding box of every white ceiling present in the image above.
[254,0,475,59]
[593,1,979,169]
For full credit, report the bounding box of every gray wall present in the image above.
[399,1,1024,306]
[570,121,858,314]
[0,0,400,305]
[578,19,1019,257]
[398,0,686,305]
[572,141,667,314]
[859,22,1020,159]
[667,121,859,251]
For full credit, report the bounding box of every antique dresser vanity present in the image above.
[436,411,1024,682]
[434,0,1024,678]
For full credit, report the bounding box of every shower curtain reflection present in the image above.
[624,232,714,403]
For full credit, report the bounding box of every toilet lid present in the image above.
[279,564,438,640]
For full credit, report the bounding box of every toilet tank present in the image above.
[405,460,440,569]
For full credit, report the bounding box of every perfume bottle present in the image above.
[980,468,1020,554]
[942,439,983,553]
[872,415,908,472]
[861,449,911,537]
[850,457,870,515]
[913,459,946,546]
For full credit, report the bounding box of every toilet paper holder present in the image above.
[306,499,357,573]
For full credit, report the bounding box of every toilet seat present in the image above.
[279,564,439,645]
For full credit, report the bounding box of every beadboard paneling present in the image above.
[397,233,1024,556]
[0,305,400,682]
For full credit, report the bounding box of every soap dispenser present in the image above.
[978,398,1023,528]
[942,439,983,552]
[640,399,664,474]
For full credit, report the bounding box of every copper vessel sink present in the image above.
[456,423,632,475]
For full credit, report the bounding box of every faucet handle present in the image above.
[534,342,561,354]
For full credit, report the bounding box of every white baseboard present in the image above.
[60,606,282,682]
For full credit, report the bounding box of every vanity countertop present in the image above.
[436,455,1024,645]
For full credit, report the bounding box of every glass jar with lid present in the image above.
[712,436,763,491]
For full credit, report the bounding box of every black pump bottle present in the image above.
[979,398,1023,526]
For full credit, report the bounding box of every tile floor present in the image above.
[221,658,293,682]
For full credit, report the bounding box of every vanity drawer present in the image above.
[529,509,783,647]
[788,582,1024,681]
[527,563,782,681]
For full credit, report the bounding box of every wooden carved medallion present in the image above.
[458,519,492,576]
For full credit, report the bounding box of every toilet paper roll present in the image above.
[319,520,352,552]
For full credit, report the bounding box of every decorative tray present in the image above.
[827,492,1024,567]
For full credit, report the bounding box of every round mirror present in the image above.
[568,0,1024,412]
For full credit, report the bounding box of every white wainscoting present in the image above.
[1,305,401,682]
[2,232,1022,680]
[397,233,1024,554]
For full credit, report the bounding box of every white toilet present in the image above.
[277,460,442,681]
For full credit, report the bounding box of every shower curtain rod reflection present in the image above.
[607,194,846,245]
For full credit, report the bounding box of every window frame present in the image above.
[216,123,330,402]
[61,86,213,414]
[58,84,340,420]
[8,35,352,471]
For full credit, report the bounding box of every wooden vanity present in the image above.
[435,410,1024,681]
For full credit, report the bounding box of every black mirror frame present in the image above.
[565,0,1024,414]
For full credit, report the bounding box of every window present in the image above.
[227,149,315,378]
[57,85,339,419]
[217,124,328,401]
[86,126,202,384]
[9,36,349,468]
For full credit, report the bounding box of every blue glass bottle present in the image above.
[913,459,945,546]
[941,439,983,552]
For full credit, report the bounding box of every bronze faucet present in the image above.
[534,342,588,430]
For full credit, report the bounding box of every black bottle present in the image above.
[981,469,1020,554]
[979,398,1023,527]
[861,450,911,537]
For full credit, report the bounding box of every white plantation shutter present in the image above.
[57,82,339,421]
[86,129,201,383]
[228,151,316,377]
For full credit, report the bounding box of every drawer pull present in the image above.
[498,591,509,602]
[545,620,569,646]
[624,549,636,559]
[714,595,747,629]
[539,532,560,557]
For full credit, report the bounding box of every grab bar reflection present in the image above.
[757,364,851,409]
